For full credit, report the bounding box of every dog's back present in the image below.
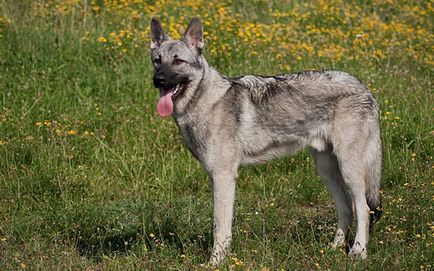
[224,70,379,163]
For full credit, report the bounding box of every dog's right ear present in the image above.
[150,17,170,50]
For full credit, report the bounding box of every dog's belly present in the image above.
[241,138,305,165]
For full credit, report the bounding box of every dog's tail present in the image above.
[365,137,383,228]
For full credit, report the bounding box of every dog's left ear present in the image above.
[181,18,204,54]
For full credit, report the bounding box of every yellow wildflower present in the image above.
[97,36,107,43]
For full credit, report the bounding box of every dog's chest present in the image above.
[176,119,209,161]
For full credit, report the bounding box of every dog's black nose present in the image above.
[153,75,165,88]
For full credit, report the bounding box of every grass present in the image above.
[0,0,433,270]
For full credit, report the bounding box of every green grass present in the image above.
[0,0,433,270]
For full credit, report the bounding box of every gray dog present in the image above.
[150,17,382,265]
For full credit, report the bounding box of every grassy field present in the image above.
[0,0,433,270]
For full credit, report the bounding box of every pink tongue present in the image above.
[157,91,174,117]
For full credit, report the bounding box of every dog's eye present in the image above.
[154,58,161,65]
[173,58,185,65]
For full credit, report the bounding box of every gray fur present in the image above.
[150,17,382,266]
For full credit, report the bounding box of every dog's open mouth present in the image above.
[156,83,187,117]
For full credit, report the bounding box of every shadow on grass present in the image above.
[71,201,212,260]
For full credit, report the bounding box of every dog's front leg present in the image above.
[208,169,237,266]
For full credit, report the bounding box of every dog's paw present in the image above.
[330,229,346,249]
[199,262,218,270]
[207,251,227,268]
[348,242,368,260]
[207,256,222,267]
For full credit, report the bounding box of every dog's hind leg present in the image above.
[332,116,381,259]
[338,158,370,259]
[333,132,372,259]
[311,147,353,249]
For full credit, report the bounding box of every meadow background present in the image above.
[0,0,432,270]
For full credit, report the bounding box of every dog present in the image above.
[149,17,382,266]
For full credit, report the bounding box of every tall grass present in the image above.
[0,0,432,270]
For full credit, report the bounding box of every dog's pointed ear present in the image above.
[181,17,204,54]
[150,17,170,50]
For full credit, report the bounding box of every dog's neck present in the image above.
[174,58,231,122]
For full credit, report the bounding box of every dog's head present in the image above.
[150,18,205,117]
